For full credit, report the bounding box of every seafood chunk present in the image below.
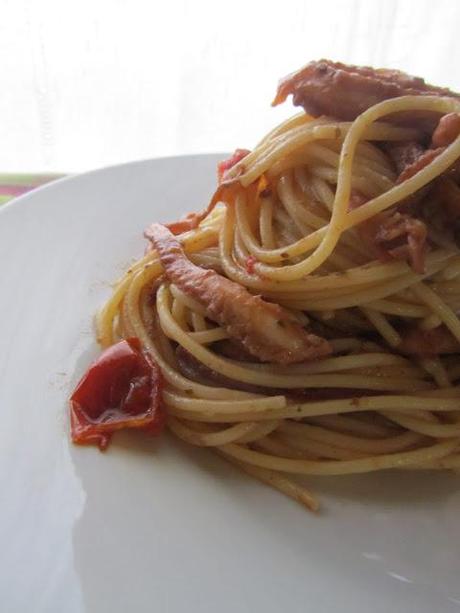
[272,59,459,128]
[146,223,331,364]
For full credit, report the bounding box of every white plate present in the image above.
[1,155,460,613]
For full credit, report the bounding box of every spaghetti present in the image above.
[72,60,460,512]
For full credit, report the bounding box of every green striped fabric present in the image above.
[0,173,64,205]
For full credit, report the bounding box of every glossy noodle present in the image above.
[92,61,460,511]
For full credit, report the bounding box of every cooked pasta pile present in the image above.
[92,62,460,511]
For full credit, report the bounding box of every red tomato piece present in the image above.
[70,338,164,450]
[217,148,250,183]
[245,255,257,274]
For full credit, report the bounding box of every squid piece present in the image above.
[385,141,426,176]
[349,192,427,274]
[272,59,460,128]
[145,223,331,364]
[398,325,460,356]
[432,113,460,148]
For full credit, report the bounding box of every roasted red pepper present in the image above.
[70,338,164,450]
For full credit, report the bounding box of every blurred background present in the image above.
[2,0,460,173]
